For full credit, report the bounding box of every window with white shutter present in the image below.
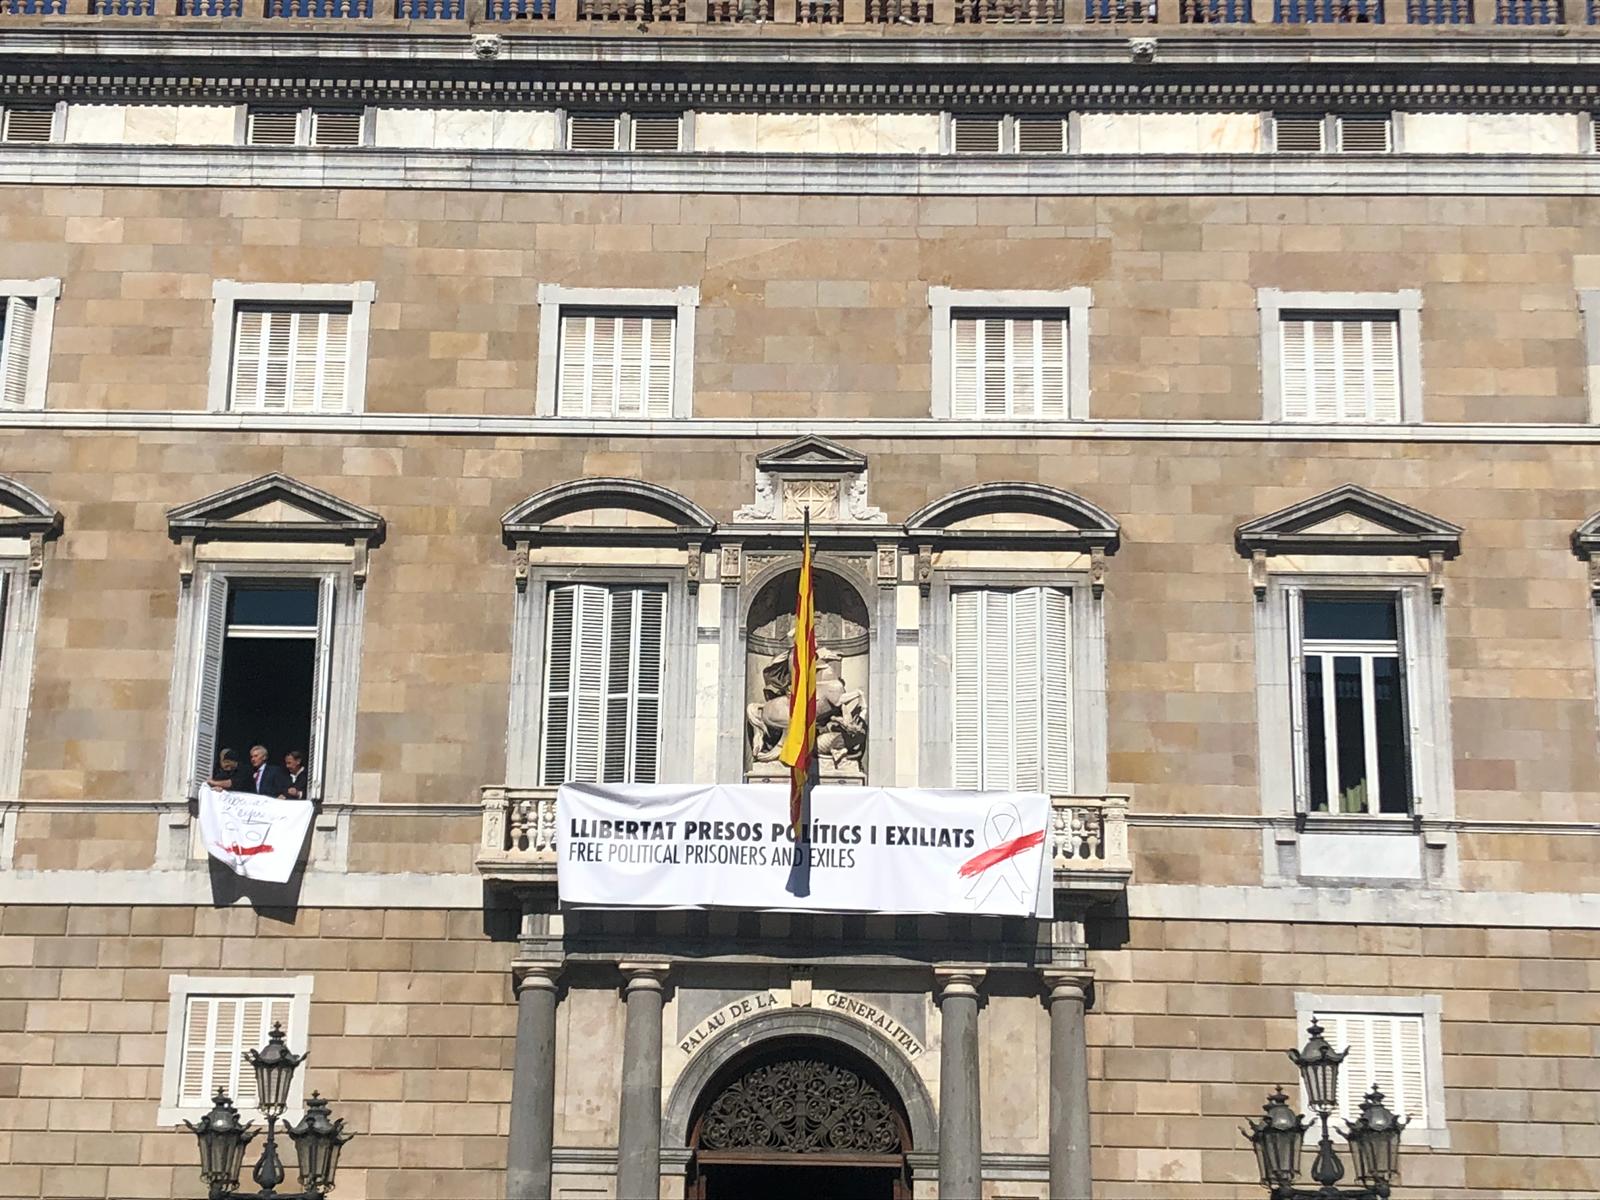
[1335,114,1392,153]
[228,305,353,414]
[540,583,666,785]
[952,114,1003,153]
[0,104,57,144]
[1290,996,1446,1145]
[309,109,364,147]
[556,310,675,418]
[951,587,1072,792]
[1014,115,1067,154]
[631,113,683,151]
[160,975,313,1125]
[245,107,366,147]
[246,108,301,146]
[950,312,1071,419]
[568,112,623,151]
[1278,312,1401,423]
[1273,113,1327,152]
[1274,113,1392,153]
[0,296,37,409]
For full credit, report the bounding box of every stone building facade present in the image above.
[1,10,1600,1200]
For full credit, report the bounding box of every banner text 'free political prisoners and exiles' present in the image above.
[555,783,1053,917]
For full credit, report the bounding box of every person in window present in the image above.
[208,748,250,792]
[246,744,291,796]
[283,750,310,802]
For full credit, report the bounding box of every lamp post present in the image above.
[184,1023,355,1200]
[1241,1018,1407,1200]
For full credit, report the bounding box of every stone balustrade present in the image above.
[477,785,1131,888]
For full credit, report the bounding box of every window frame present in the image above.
[928,286,1092,421]
[1293,992,1449,1149]
[0,277,61,411]
[0,557,42,804]
[507,564,696,788]
[158,974,314,1126]
[1257,288,1423,423]
[206,281,375,416]
[534,284,699,419]
[0,101,65,144]
[1575,289,1600,424]
[919,568,1107,795]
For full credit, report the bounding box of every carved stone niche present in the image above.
[743,560,871,783]
[733,435,886,526]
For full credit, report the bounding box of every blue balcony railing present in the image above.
[1085,0,1155,18]
[90,0,159,12]
[485,0,555,17]
[1180,0,1251,17]
[1276,0,1382,18]
[1498,0,1560,20]
[1406,0,1469,18]
[396,0,464,15]
[265,0,374,14]
[1,0,67,13]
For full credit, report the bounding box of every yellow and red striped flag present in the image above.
[778,510,817,835]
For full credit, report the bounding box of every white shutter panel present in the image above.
[540,585,576,785]
[981,319,1008,418]
[1012,589,1042,791]
[1364,318,1401,423]
[261,311,294,412]
[306,576,335,803]
[246,109,301,146]
[1279,319,1309,421]
[1308,320,1340,422]
[631,113,682,151]
[1,296,35,408]
[1014,115,1065,154]
[1037,316,1068,419]
[1273,113,1325,152]
[952,115,1002,154]
[179,995,215,1105]
[230,308,265,411]
[616,317,645,418]
[633,589,666,783]
[590,317,618,417]
[310,109,363,147]
[191,576,230,796]
[1040,586,1072,791]
[1394,1014,1428,1125]
[569,585,608,782]
[951,317,979,419]
[1,106,56,144]
[645,316,675,417]
[982,590,1015,788]
[1286,587,1310,812]
[234,998,269,1107]
[568,113,621,150]
[951,590,983,787]
[603,588,636,781]
[556,313,592,417]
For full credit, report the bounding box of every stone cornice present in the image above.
[3,144,1600,192]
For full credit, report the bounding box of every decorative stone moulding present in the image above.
[732,435,887,527]
[0,475,64,585]
[1235,482,1463,603]
[165,472,386,589]
[1569,511,1600,603]
[500,477,715,592]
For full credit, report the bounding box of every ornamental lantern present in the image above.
[245,1022,305,1120]
[1288,1018,1348,1116]
[1346,1087,1408,1187]
[185,1090,256,1196]
[1243,1087,1308,1190]
[288,1092,355,1195]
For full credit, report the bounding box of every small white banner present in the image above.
[556,783,1052,917]
[198,785,314,884]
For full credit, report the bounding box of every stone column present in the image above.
[1045,972,1094,1200]
[935,969,984,1200]
[616,964,669,1200]
[506,964,560,1200]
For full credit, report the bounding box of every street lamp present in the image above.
[184,1022,355,1199]
[1240,1018,1408,1200]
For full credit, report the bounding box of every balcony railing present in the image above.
[485,0,556,17]
[1275,0,1382,17]
[1179,0,1251,16]
[954,0,1067,20]
[478,787,1131,889]
[578,0,685,18]
[396,0,464,13]
[865,0,933,17]
[1406,0,1468,19]
[266,0,371,14]
[795,0,842,20]
[1085,0,1154,18]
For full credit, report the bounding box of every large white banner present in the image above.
[198,785,314,884]
[557,783,1053,917]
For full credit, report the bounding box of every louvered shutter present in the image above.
[1320,1012,1428,1128]
[1,106,55,144]
[1286,587,1310,813]
[1014,115,1065,154]
[246,109,301,146]
[952,115,1002,154]
[1274,113,1325,153]
[632,589,666,782]
[1593,115,1600,154]
[1362,318,1401,422]
[178,993,294,1110]
[310,110,363,147]
[540,586,575,785]
[951,587,1071,791]
[191,576,230,797]
[631,114,681,151]
[1336,114,1391,153]
[305,576,335,803]
[569,586,608,782]
[950,315,1068,419]
[557,312,673,418]
[568,113,621,151]
[1279,316,1400,422]
[232,308,350,413]
[0,296,35,408]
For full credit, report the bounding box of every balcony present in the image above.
[477,787,1131,897]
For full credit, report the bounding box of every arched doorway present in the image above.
[687,1037,913,1200]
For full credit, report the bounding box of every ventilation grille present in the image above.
[1,106,55,144]
[1015,115,1066,154]
[1593,115,1600,153]
[1335,114,1392,153]
[310,110,363,147]
[952,115,1003,154]
[1274,114,1325,153]
[631,114,682,152]
[246,109,300,146]
[568,113,621,151]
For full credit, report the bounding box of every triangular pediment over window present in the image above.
[167,473,385,547]
[753,435,867,475]
[1236,484,1461,559]
[905,482,1121,553]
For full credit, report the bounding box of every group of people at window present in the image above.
[209,744,311,801]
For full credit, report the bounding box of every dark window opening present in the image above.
[212,582,317,793]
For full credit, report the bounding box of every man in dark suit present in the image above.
[283,750,310,801]
[246,744,291,796]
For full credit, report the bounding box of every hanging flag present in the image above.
[778,509,818,835]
